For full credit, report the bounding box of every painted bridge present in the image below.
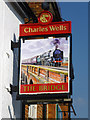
[21,64,68,85]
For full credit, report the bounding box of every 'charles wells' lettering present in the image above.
[24,27,48,33]
[24,25,67,34]
[49,25,67,31]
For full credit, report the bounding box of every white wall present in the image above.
[0,0,23,119]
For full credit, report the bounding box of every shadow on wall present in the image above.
[8,106,12,119]
[11,33,22,119]
[5,2,24,23]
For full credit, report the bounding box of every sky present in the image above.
[58,2,88,118]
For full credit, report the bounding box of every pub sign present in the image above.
[18,11,72,100]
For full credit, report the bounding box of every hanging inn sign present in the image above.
[17,11,72,100]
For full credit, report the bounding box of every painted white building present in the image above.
[0,1,28,119]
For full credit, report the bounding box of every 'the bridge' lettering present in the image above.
[21,83,67,93]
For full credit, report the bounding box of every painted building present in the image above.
[0,1,30,119]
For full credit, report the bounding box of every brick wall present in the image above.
[24,2,43,23]
[28,2,43,18]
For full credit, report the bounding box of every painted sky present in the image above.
[59,2,88,118]
[21,37,69,61]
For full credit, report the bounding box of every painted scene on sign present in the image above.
[19,37,70,94]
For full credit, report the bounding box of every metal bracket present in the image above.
[25,98,72,105]
[71,104,77,116]
[11,40,20,51]
[10,84,18,95]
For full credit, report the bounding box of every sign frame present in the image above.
[17,21,72,101]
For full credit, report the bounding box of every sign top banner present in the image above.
[19,21,71,37]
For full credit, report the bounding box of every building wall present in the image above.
[0,1,23,119]
[48,104,56,118]
[37,104,43,119]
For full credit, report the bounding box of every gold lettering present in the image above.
[62,25,63,30]
[62,85,65,90]
[30,86,32,91]
[45,27,48,32]
[29,28,31,32]
[49,26,55,31]
[44,85,48,91]
[39,27,41,32]
[27,86,29,91]
[33,28,36,32]
[59,25,62,30]
[56,85,61,90]
[48,86,50,90]
[64,26,67,30]
[24,28,29,33]
[41,28,44,32]
[33,86,36,91]
[23,86,27,92]
[30,28,33,32]
[37,28,39,32]
[39,86,43,91]
[51,85,55,90]
[31,28,34,32]
[55,26,60,31]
